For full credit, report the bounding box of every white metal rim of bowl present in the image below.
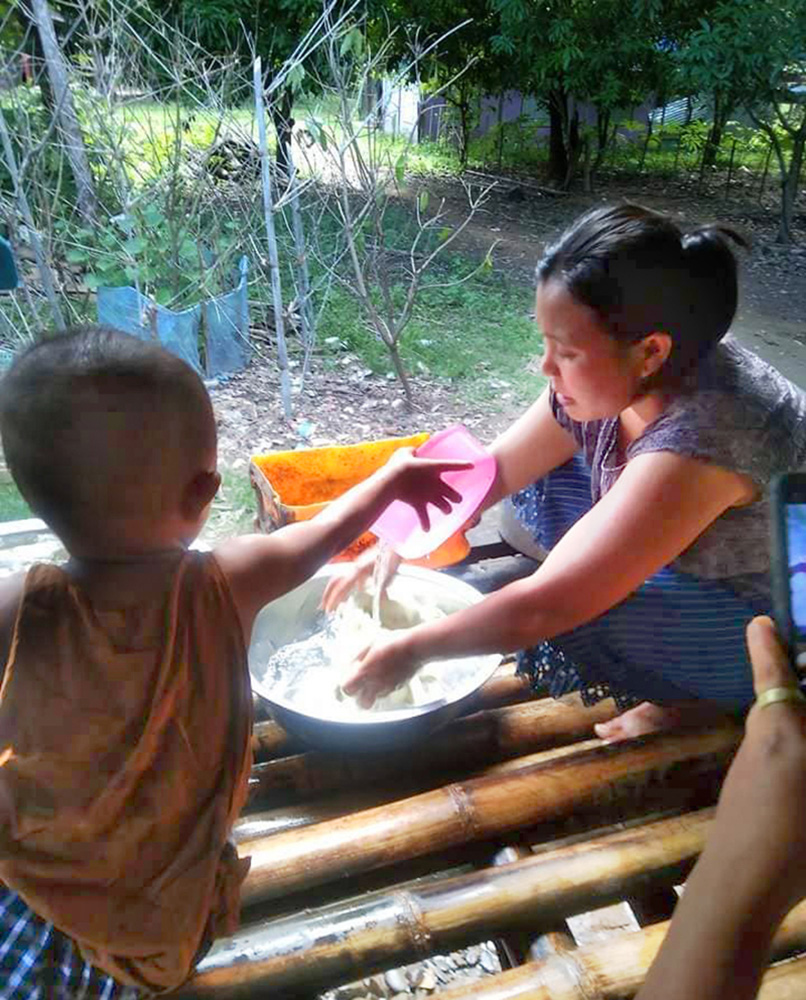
[248,562,502,724]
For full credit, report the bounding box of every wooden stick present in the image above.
[239,725,739,906]
[428,902,806,1000]
[177,810,713,997]
[248,698,617,802]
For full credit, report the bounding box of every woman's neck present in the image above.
[619,391,671,447]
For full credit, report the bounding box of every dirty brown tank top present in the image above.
[0,551,253,992]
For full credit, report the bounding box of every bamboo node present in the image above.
[447,782,479,841]
[392,890,433,957]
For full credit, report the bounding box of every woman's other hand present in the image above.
[321,545,402,612]
[341,632,420,708]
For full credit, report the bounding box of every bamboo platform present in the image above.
[175,542,785,999]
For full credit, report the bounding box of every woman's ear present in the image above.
[182,470,221,520]
[639,331,672,377]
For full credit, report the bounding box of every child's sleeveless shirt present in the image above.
[0,550,253,992]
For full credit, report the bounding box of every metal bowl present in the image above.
[248,563,501,751]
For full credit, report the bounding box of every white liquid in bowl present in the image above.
[264,584,475,717]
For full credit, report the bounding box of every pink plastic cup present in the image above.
[370,424,497,560]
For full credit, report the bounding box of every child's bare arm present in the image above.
[214,451,469,641]
[0,572,24,689]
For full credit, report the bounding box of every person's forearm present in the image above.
[404,575,579,661]
[637,849,785,1000]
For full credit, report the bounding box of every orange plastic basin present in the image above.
[249,433,471,568]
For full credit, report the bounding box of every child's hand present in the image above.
[380,448,471,531]
[342,632,420,708]
[321,545,402,612]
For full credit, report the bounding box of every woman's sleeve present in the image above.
[629,391,778,488]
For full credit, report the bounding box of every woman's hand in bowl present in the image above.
[342,632,420,708]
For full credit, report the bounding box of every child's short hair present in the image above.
[0,325,215,540]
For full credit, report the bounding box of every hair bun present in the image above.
[683,224,750,258]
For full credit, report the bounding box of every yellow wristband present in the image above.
[753,686,806,711]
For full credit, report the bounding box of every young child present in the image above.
[0,325,464,996]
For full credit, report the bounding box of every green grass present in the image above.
[0,481,32,523]
[204,466,257,540]
[318,261,545,411]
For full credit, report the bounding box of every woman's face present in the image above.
[536,279,648,421]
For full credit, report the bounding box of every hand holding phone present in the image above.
[771,473,806,673]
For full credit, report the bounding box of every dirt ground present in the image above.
[210,173,806,467]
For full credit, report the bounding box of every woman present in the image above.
[330,204,806,739]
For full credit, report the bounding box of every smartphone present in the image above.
[771,473,806,673]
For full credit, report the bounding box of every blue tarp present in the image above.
[0,237,19,291]
[203,257,250,377]
[97,286,202,373]
[97,256,250,377]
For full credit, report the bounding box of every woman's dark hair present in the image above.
[537,203,748,388]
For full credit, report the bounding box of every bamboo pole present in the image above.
[248,698,617,802]
[177,810,713,998]
[429,901,806,1000]
[287,159,315,379]
[238,724,739,907]
[237,739,598,843]
[253,57,292,418]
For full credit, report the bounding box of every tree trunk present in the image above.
[386,336,414,409]
[14,5,54,111]
[588,107,612,187]
[269,87,295,183]
[581,133,592,193]
[453,81,473,171]
[702,89,730,170]
[562,107,581,190]
[496,92,505,172]
[547,91,568,185]
[778,129,805,244]
[31,0,98,225]
[638,111,653,173]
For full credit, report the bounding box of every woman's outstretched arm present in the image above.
[344,448,751,704]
